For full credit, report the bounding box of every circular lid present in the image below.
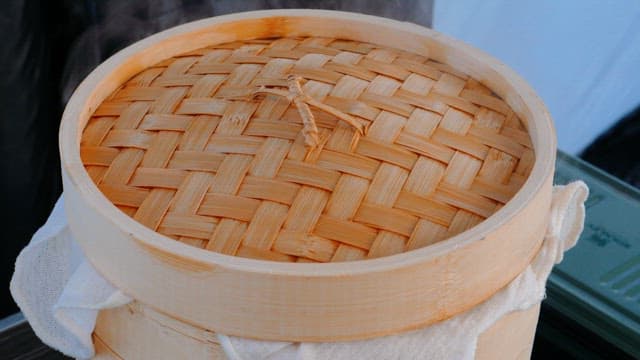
[80,36,534,263]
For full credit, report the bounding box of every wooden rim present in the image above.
[60,10,555,341]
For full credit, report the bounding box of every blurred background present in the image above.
[1,0,638,358]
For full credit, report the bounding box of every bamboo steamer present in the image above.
[59,9,555,346]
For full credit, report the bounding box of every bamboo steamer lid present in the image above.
[60,10,556,341]
[79,32,535,263]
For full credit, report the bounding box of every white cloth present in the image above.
[9,199,131,359]
[10,181,588,359]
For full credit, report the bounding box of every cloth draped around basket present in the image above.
[10,181,588,360]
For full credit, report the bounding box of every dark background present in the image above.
[0,0,637,358]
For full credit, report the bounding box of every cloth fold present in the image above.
[11,181,588,359]
[10,199,131,359]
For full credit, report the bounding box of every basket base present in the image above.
[92,302,540,360]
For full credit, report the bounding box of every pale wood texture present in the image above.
[60,10,556,341]
[93,336,122,360]
[476,303,541,360]
[93,303,225,360]
[79,34,533,262]
[92,301,541,360]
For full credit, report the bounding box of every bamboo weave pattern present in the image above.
[80,37,534,262]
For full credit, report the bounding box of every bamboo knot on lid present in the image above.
[247,75,366,150]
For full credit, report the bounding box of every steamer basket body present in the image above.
[92,301,541,360]
[60,10,556,342]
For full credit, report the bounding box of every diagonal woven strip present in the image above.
[80,36,534,263]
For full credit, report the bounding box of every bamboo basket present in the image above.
[59,9,556,357]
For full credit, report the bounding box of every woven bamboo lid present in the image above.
[80,35,534,263]
[62,10,555,341]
